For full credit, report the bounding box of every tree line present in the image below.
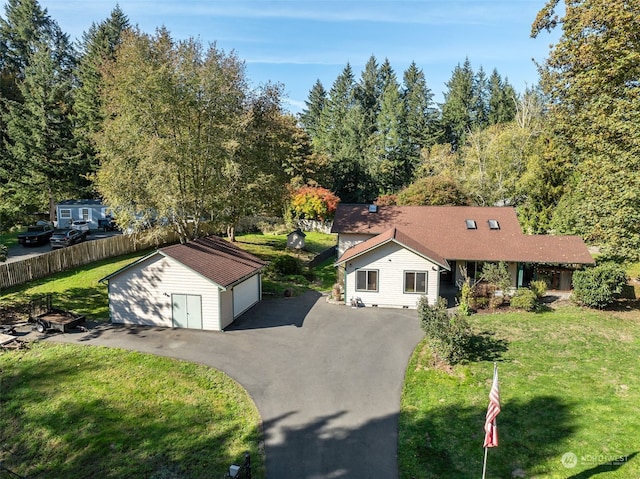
[1,0,638,261]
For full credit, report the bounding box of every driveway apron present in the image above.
[48,291,424,479]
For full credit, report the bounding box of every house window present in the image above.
[59,209,71,219]
[356,270,378,292]
[81,208,90,220]
[405,271,428,294]
[465,219,477,229]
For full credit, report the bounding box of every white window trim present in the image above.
[404,270,428,294]
[59,209,72,219]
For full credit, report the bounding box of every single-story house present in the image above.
[100,235,266,330]
[56,199,109,230]
[332,204,595,309]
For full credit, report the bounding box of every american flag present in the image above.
[483,364,500,448]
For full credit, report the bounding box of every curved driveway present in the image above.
[49,291,424,478]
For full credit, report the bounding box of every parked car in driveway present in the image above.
[50,229,86,249]
[70,220,90,235]
[17,222,55,246]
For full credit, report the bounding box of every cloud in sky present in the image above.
[16,0,555,112]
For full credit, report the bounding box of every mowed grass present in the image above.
[399,305,640,478]
[1,251,149,320]
[0,343,263,479]
[235,232,337,295]
[235,231,336,261]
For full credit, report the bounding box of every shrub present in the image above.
[266,255,302,278]
[510,288,537,311]
[480,261,512,296]
[458,279,473,316]
[418,296,472,365]
[0,244,7,262]
[572,262,628,308]
[529,280,547,299]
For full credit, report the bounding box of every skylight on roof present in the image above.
[368,204,378,213]
[488,219,500,230]
[465,219,477,230]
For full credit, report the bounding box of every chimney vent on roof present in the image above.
[368,204,378,213]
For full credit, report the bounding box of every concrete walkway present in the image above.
[48,292,424,479]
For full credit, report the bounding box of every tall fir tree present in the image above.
[375,77,407,193]
[402,61,440,155]
[355,55,382,138]
[0,0,77,223]
[73,5,130,195]
[299,78,326,140]
[487,69,516,125]
[441,58,475,150]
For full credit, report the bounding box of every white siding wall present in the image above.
[233,274,260,319]
[338,233,375,257]
[219,290,234,330]
[344,242,439,308]
[108,254,222,330]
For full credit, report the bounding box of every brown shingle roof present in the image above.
[332,204,594,264]
[160,235,266,288]
[336,227,450,269]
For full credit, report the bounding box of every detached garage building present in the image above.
[101,236,266,331]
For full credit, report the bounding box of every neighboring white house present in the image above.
[100,236,266,331]
[332,204,595,308]
[56,199,109,230]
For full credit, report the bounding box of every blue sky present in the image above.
[19,1,557,113]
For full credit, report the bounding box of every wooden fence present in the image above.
[0,232,179,291]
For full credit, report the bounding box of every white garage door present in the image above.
[233,274,260,318]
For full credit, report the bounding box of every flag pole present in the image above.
[482,446,488,479]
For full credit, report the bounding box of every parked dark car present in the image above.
[17,222,55,246]
[98,216,118,231]
[49,229,86,249]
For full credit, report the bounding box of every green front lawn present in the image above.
[0,343,263,478]
[399,306,640,478]
[1,251,148,320]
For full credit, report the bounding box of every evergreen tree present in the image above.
[299,78,326,140]
[4,37,77,221]
[0,0,76,222]
[402,61,440,153]
[315,64,374,202]
[73,5,130,196]
[375,77,406,193]
[441,58,475,150]
[354,55,382,138]
[472,66,489,128]
[487,69,516,125]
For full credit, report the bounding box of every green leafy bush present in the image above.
[572,263,628,308]
[266,255,302,278]
[510,288,537,311]
[0,244,7,263]
[418,296,472,365]
[480,261,512,296]
[458,279,473,315]
[529,280,547,299]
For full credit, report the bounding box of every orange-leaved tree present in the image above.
[290,186,340,221]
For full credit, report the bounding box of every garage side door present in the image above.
[172,294,203,329]
[233,275,259,318]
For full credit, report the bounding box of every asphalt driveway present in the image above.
[48,291,424,479]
